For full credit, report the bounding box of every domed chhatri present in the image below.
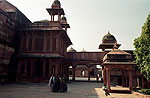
[60,15,67,23]
[81,48,86,52]
[99,31,121,51]
[102,31,116,43]
[68,47,76,52]
[51,0,61,8]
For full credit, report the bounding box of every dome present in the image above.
[52,0,61,8]
[60,16,67,23]
[68,47,76,52]
[81,48,86,52]
[62,16,67,21]
[102,31,117,43]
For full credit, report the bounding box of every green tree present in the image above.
[134,14,150,80]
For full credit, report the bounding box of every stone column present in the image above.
[129,70,133,90]
[49,59,52,77]
[17,60,22,76]
[31,33,35,52]
[88,66,91,82]
[103,68,107,84]
[43,32,47,52]
[26,32,30,51]
[30,59,34,79]
[107,68,111,89]
[50,33,53,52]
[43,59,46,78]
[142,77,145,89]
[72,66,76,81]
[55,59,59,75]
[56,37,59,52]
[121,69,125,87]
[24,60,28,77]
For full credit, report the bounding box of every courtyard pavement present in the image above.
[0,82,139,98]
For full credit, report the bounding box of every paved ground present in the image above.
[0,82,139,98]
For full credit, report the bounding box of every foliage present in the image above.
[141,89,150,95]
[134,14,150,80]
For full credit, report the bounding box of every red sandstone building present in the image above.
[0,0,149,89]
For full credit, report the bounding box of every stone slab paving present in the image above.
[0,82,139,98]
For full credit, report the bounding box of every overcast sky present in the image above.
[7,0,150,51]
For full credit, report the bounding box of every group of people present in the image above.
[48,74,68,93]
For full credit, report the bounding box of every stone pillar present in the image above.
[55,59,59,75]
[49,59,52,77]
[103,68,107,84]
[30,59,34,79]
[43,59,46,78]
[51,13,53,21]
[17,60,22,76]
[88,66,91,82]
[58,13,60,21]
[50,34,53,52]
[142,77,145,89]
[66,66,69,81]
[121,69,125,87]
[56,37,59,52]
[31,33,35,52]
[26,32,30,51]
[129,70,133,90]
[24,60,28,77]
[107,68,111,89]
[72,66,76,81]
[43,32,47,52]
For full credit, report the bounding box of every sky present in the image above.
[7,0,150,52]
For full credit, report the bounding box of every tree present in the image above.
[134,14,150,80]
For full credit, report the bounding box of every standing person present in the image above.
[102,84,110,97]
[48,74,55,92]
[60,75,68,92]
[53,74,59,92]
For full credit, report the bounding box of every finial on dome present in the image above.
[108,31,110,34]
[81,48,86,52]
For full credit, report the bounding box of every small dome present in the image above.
[52,0,61,8]
[81,48,86,52]
[60,16,67,23]
[68,47,76,52]
[102,31,117,43]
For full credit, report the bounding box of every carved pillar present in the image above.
[88,65,90,82]
[55,59,59,75]
[31,33,35,51]
[24,60,28,77]
[72,66,76,81]
[129,70,133,90]
[17,60,22,76]
[103,68,107,84]
[142,77,145,89]
[49,59,52,77]
[121,69,125,87]
[50,33,53,52]
[107,67,111,89]
[43,32,47,52]
[66,66,69,81]
[26,32,29,51]
[56,37,59,52]
[43,59,46,78]
[30,59,34,79]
